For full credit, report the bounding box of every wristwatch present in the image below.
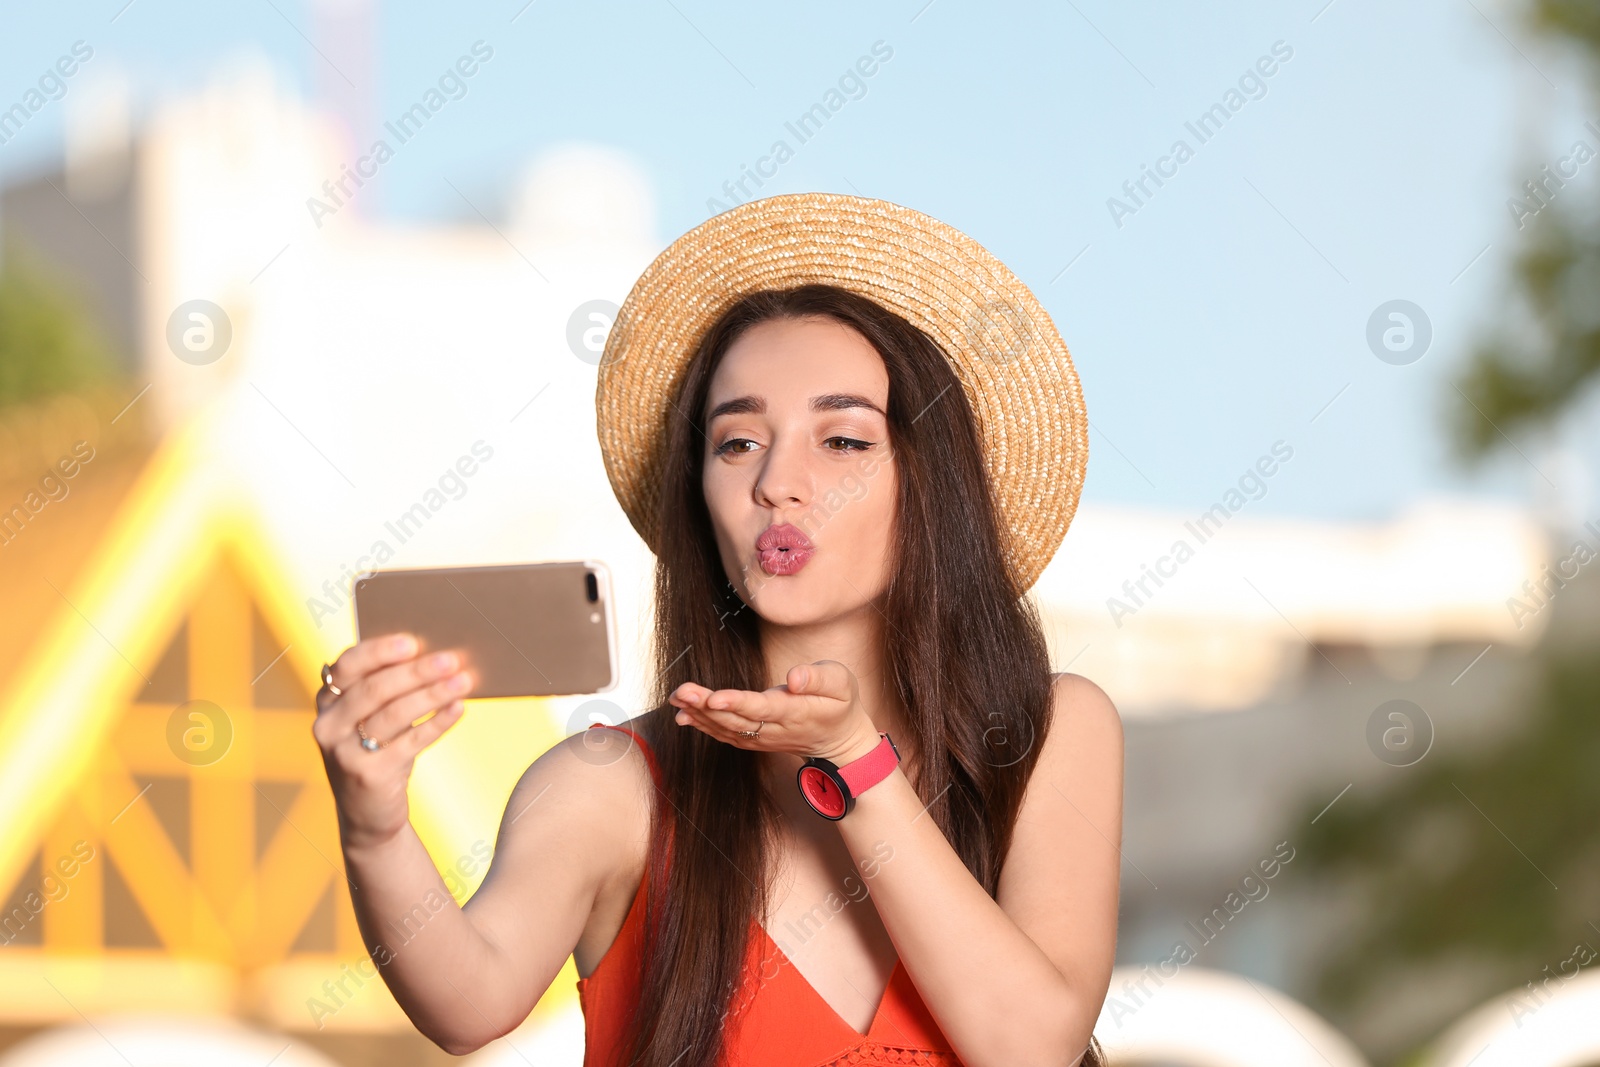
[797,732,900,820]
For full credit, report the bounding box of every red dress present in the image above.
[576,723,965,1067]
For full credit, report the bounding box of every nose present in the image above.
[752,432,811,512]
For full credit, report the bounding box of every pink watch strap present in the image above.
[838,733,899,797]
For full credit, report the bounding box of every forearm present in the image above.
[340,823,519,1054]
[837,769,1099,1067]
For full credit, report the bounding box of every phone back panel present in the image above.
[352,561,617,698]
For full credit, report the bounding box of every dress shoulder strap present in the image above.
[585,721,663,792]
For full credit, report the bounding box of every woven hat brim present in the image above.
[595,191,1087,595]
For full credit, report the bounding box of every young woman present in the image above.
[313,194,1123,1067]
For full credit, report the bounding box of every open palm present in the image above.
[669,659,880,763]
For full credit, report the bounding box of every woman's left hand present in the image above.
[669,660,882,763]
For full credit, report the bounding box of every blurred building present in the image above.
[0,63,643,1067]
[1041,502,1575,1058]
[0,63,1571,1067]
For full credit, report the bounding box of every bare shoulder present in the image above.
[1015,671,1123,846]
[474,715,659,923]
[501,715,659,854]
[1040,672,1124,774]
[454,713,661,1010]
[994,674,1122,993]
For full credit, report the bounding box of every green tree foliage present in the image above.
[1298,628,1600,1059]
[0,236,120,410]
[1448,0,1600,457]
[1299,3,1600,1063]
[1449,196,1600,459]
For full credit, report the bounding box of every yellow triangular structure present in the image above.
[0,404,575,1034]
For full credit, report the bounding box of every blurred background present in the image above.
[1,1,1597,1065]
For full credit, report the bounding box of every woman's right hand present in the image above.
[312,634,475,852]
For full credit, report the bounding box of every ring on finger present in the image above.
[356,718,387,751]
[736,720,765,739]
[321,662,343,698]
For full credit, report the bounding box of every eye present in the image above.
[824,436,873,452]
[712,437,760,456]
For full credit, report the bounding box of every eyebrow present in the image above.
[705,392,886,422]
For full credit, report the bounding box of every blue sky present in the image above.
[4,0,1597,528]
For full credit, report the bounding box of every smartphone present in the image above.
[351,560,619,698]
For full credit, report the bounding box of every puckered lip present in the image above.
[756,522,816,553]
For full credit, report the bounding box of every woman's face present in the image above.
[701,314,898,628]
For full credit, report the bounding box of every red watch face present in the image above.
[798,763,849,820]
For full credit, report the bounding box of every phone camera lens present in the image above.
[585,571,599,603]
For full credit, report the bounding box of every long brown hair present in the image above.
[620,283,1105,1066]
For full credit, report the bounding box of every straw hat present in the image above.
[594,191,1087,596]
